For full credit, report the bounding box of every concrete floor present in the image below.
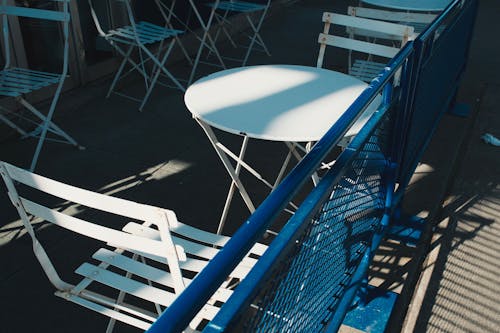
[0,0,498,332]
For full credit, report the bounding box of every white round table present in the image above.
[185,65,380,233]
[185,65,379,143]
[361,0,452,12]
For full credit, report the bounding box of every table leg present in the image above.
[196,121,315,233]
[217,135,250,234]
[196,119,256,234]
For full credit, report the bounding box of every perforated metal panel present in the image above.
[234,113,393,332]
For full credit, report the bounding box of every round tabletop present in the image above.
[185,65,379,142]
[361,0,452,12]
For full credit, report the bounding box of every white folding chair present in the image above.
[317,12,414,83]
[205,0,271,66]
[88,0,186,111]
[0,160,267,332]
[0,0,81,171]
[348,6,437,36]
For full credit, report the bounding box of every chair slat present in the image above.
[0,6,69,22]
[124,222,258,279]
[209,1,267,12]
[19,198,171,259]
[3,67,61,79]
[59,293,152,330]
[348,6,436,24]
[93,248,233,302]
[0,68,62,97]
[92,248,183,289]
[319,33,400,59]
[3,162,165,222]
[324,12,414,38]
[109,23,182,45]
[76,262,175,306]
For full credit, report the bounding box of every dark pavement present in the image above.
[0,1,498,332]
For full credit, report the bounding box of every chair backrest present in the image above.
[0,160,188,293]
[0,0,70,72]
[317,12,414,69]
[347,6,437,34]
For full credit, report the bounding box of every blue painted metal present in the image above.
[208,1,267,13]
[0,5,69,22]
[107,21,183,45]
[147,0,478,331]
[448,102,472,117]
[387,214,426,247]
[397,0,479,192]
[342,286,399,333]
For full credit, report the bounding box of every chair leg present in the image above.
[213,11,237,49]
[16,97,81,171]
[0,109,29,136]
[27,102,63,171]
[139,40,180,111]
[139,42,185,92]
[18,98,78,147]
[187,0,226,85]
[155,0,193,66]
[242,11,270,66]
[254,27,271,56]
[107,45,135,98]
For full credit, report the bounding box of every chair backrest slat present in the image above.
[317,12,414,73]
[319,33,400,59]
[348,6,437,24]
[19,197,172,258]
[3,162,166,223]
[0,6,69,22]
[323,12,414,40]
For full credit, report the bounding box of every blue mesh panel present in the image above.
[233,113,393,332]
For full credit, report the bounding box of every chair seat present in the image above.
[58,246,224,330]
[53,220,264,331]
[0,68,62,97]
[209,1,267,13]
[349,59,387,83]
[107,21,183,45]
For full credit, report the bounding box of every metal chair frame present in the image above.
[0,0,81,171]
[0,160,267,332]
[208,0,271,66]
[88,0,187,111]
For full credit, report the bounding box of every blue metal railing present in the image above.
[397,0,478,193]
[147,0,477,331]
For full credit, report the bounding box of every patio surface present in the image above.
[0,0,498,332]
